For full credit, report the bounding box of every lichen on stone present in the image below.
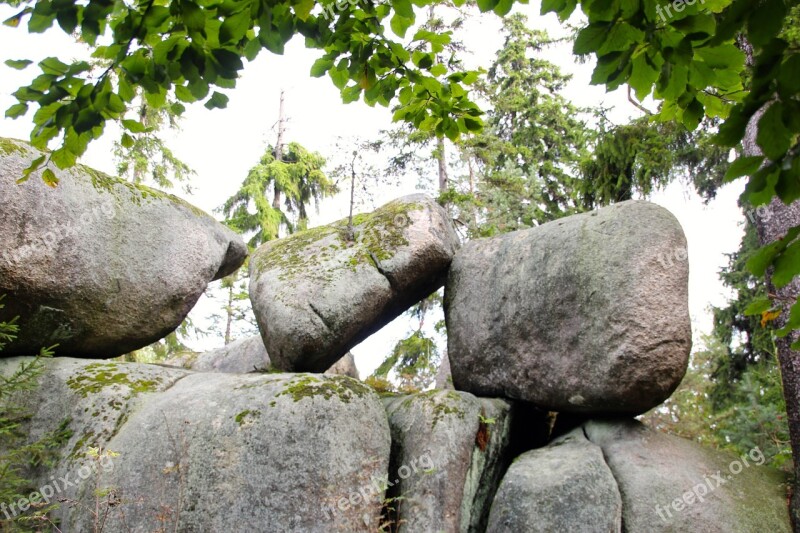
[402,390,467,429]
[254,199,425,280]
[274,374,372,404]
[66,362,163,398]
[234,409,261,426]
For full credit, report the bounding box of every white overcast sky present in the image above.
[0,1,747,376]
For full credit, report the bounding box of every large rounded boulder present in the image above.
[250,194,459,372]
[0,138,247,358]
[445,200,690,415]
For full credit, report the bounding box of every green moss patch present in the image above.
[402,390,467,429]
[0,137,29,157]
[66,362,163,398]
[274,375,372,404]
[254,199,425,280]
[234,409,261,426]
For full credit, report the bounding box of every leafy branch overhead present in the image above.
[2,0,490,181]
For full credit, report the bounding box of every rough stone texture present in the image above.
[250,194,459,372]
[1,357,390,532]
[445,200,691,415]
[382,390,513,532]
[0,357,189,529]
[327,351,360,379]
[0,138,247,358]
[584,419,791,533]
[163,335,359,378]
[487,428,622,533]
[435,351,454,389]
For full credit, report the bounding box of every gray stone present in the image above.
[583,419,791,533]
[445,200,690,415]
[250,194,459,372]
[1,357,390,532]
[435,351,453,389]
[164,335,359,378]
[487,428,622,533]
[0,138,247,358]
[382,390,513,532]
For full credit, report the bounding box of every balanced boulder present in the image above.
[0,138,247,358]
[445,200,690,414]
[250,194,459,372]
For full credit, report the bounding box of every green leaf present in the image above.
[746,226,800,277]
[310,58,333,77]
[205,91,229,109]
[390,14,412,38]
[329,66,349,90]
[121,119,147,133]
[724,155,764,181]
[744,297,772,316]
[747,0,786,47]
[598,22,644,54]
[39,57,69,75]
[41,168,58,187]
[392,0,414,18]
[120,132,135,148]
[5,103,28,119]
[757,103,791,161]
[773,239,800,288]
[181,0,206,32]
[19,155,46,183]
[493,0,514,16]
[476,0,498,12]
[629,54,659,101]
[4,59,32,70]
[574,23,610,56]
[342,85,361,103]
[219,10,250,44]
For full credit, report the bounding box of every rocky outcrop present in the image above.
[584,419,791,532]
[0,357,390,532]
[382,391,513,532]
[250,194,459,372]
[487,428,622,532]
[164,335,359,378]
[445,200,691,415]
[0,138,247,359]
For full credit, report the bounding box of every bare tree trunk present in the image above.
[272,89,286,210]
[745,106,800,530]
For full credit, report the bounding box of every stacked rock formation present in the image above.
[0,142,790,532]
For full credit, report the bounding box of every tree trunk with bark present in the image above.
[745,106,800,530]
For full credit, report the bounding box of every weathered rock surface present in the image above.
[583,419,790,533]
[164,335,359,378]
[250,194,459,372]
[1,357,390,532]
[435,351,453,389]
[0,138,247,358]
[382,391,513,532]
[487,428,622,532]
[445,200,691,414]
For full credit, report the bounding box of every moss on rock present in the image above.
[66,362,163,398]
[254,199,424,280]
[274,374,372,404]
